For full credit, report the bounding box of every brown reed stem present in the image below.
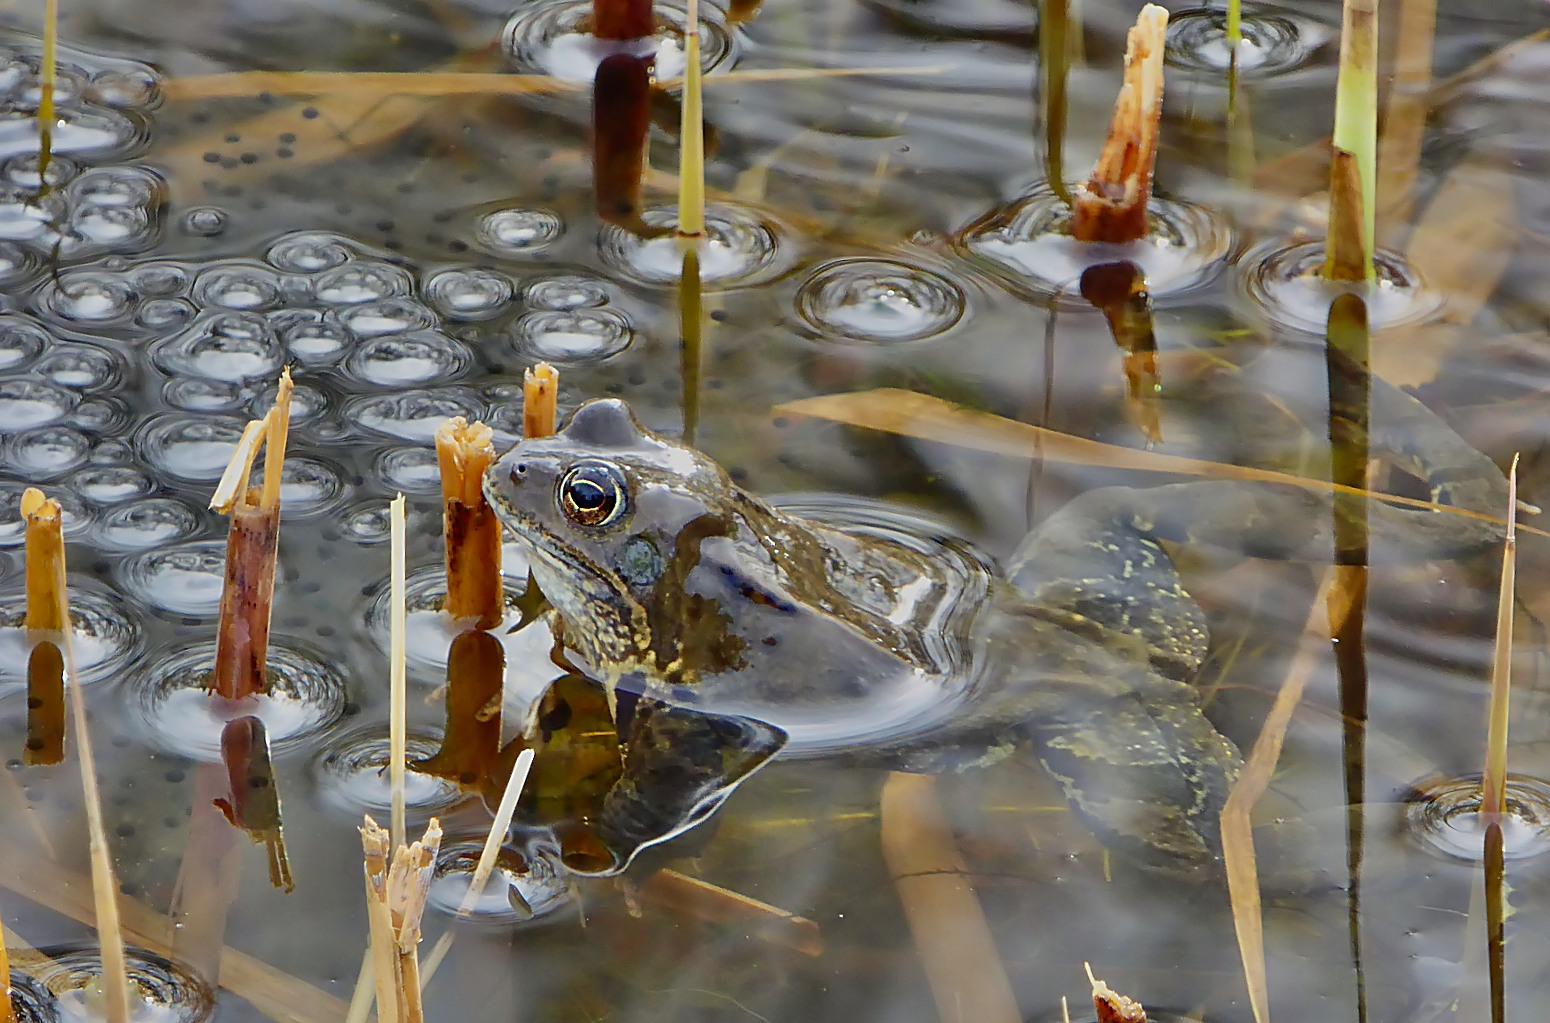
[592,54,655,234]
[435,418,502,629]
[1070,5,1168,243]
[213,717,293,892]
[591,0,654,41]
[209,369,294,701]
[524,363,559,438]
[413,629,505,791]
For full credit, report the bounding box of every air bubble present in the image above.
[68,397,130,436]
[274,311,350,363]
[162,377,244,413]
[339,502,394,544]
[0,241,38,286]
[252,456,349,517]
[40,270,137,323]
[192,264,284,311]
[475,208,563,255]
[248,380,327,426]
[68,165,161,208]
[314,263,413,304]
[795,258,966,344]
[96,497,202,550]
[153,311,284,382]
[90,67,162,109]
[70,204,150,246]
[525,274,611,310]
[71,465,153,504]
[344,331,472,386]
[423,268,515,320]
[10,426,91,477]
[373,446,443,493]
[0,379,79,431]
[128,639,349,762]
[0,107,139,161]
[266,231,354,273]
[115,541,231,618]
[137,413,247,482]
[348,389,485,442]
[337,297,437,338]
[3,152,77,188]
[136,298,196,331]
[34,343,122,391]
[132,263,189,296]
[182,206,228,237]
[0,316,47,370]
[0,185,61,242]
[599,205,787,288]
[511,309,632,363]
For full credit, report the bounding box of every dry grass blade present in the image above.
[774,389,1541,534]
[1373,150,1516,389]
[880,773,1020,1023]
[636,869,823,957]
[1481,455,1518,821]
[1221,570,1361,1023]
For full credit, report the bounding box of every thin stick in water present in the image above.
[390,494,408,851]
[1481,454,1518,821]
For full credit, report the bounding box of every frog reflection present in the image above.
[413,632,784,875]
[482,397,1507,879]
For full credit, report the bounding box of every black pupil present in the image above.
[571,480,606,509]
[563,465,622,524]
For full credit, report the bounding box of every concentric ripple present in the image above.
[525,273,611,310]
[428,831,574,925]
[955,185,1234,304]
[1236,239,1438,337]
[365,566,525,677]
[423,268,515,321]
[0,583,141,685]
[1164,8,1329,77]
[95,498,202,550]
[35,944,212,1023]
[1405,773,1550,862]
[265,231,355,273]
[137,414,247,482]
[343,331,472,387]
[314,727,467,821]
[599,205,788,288]
[795,257,966,344]
[510,309,632,364]
[502,0,735,82]
[347,389,484,442]
[129,639,349,761]
[373,446,444,494]
[152,311,285,382]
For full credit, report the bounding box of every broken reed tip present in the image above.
[20,487,48,520]
[524,363,559,439]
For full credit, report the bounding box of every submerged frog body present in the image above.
[485,398,1507,878]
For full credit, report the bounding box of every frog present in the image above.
[483,392,1508,879]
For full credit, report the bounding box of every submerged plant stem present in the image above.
[1071,5,1168,243]
[1039,0,1072,205]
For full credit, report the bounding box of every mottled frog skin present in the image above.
[484,397,1507,878]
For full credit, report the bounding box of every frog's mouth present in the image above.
[515,531,652,675]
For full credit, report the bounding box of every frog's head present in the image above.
[484,398,754,682]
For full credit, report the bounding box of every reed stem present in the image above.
[38,0,57,182]
[523,363,558,439]
[677,0,706,241]
[1325,0,1377,281]
[389,494,408,851]
[434,419,501,629]
[1481,455,1518,822]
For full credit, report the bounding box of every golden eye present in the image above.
[558,462,628,528]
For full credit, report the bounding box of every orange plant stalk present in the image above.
[524,362,559,438]
[22,489,67,765]
[1070,4,1169,243]
[435,418,502,629]
[592,0,653,41]
[592,52,656,233]
[209,370,294,701]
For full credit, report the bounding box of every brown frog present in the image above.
[483,395,1506,878]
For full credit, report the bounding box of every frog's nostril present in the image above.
[513,462,528,477]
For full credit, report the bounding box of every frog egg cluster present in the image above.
[0,36,162,258]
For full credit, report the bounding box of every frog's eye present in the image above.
[557,462,628,528]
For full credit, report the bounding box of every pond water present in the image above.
[0,0,1548,1020]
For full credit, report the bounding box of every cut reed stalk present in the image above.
[22,488,66,766]
[1481,455,1518,822]
[38,0,58,181]
[680,249,703,446]
[212,717,293,892]
[880,773,1020,1023]
[209,370,294,701]
[591,0,654,41]
[1324,0,1377,281]
[390,494,408,851]
[1039,0,1072,205]
[413,629,505,791]
[592,53,655,233]
[677,0,706,242]
[419,748,536,986]
[1070,5,1168,243]
[0,905,14,1023]
[524,363,559,439]
[1086,963,1147,1023]
[435,419,501,629]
